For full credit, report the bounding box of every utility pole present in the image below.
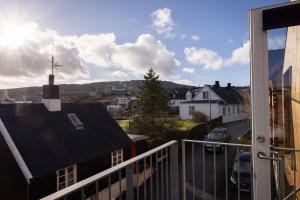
[209,86,211,131]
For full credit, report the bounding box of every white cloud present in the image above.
[0,23,88,83]
[180,34,187,40]
[111,70,128,78]
[182,67,195,74]
[151,8,174,38]
[168,75,194,85]
[268,36,286,50]
[190,35,200,41]
[228,39,234,44]
[224,41,249,66]
[0,22,181,87]
[185,41,250,70]
[111,34,180,76]
[72,78,106,84]
[184,47,224,70]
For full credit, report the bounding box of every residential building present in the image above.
[0,74,133,200]
[168,88,192,107]
[179,81,245,123]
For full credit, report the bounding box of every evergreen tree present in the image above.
[131,68,170,142]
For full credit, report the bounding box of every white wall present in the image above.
[179,103,221,120]
[193,85,221,101]
[169,99,186,107]
[179,103,245,123]
[222,104,246,123]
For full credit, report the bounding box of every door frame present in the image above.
[250,1,300,199]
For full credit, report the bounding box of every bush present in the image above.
[192,112,208,123]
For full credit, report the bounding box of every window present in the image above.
[237,105,240,114]
[112,149,123,166]
[188,106,195,116]
[67,114,84,129]
[223,106,226,116]
[57,165,77,191]
[202,91,209,99]
[233,105,235,114]
[228,107,231,116]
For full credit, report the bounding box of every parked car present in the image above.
[230,152,252,192]
[204,127,231,152]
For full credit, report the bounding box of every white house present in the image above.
[179,81,245,123]
[168,88,199,107]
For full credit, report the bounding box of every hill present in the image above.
[0,80,195,103]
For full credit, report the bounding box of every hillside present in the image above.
[0,80,195,103]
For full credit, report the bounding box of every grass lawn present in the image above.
[117,118,199,132]
[175,119,199,131]
[117,120,130,132]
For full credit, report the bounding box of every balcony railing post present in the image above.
[126,165,134,200]
[170,142,179,200]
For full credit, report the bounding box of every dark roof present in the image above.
[181,100,225,104]
[210,86,243,104]
[168,88,190,99]
[0,103,131,177]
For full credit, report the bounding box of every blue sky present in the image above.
[0,0,287,88]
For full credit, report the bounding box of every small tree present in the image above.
[130,68,170,143]
[192,111,208,123]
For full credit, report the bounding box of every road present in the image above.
[184,121,251,200]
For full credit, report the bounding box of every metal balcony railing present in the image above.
[40,140,179,200]
[182,140,253,200]
[40,140,300,200]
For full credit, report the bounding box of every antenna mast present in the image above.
[49,42,62,85]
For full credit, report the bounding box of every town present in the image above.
[0,1,300,200]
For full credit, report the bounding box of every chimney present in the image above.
[41,74,61,112]
[227,83,231,89]
[214,81,220,88]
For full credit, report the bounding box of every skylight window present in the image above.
[67,114,84,130]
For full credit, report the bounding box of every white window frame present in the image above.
[188,106,195,116]
[67,114,84,130]
[111,149,123,166]
[56,165,77,191]
[202,91,209,99]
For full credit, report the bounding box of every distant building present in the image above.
[179,81,245,123]
[112,86,128,96]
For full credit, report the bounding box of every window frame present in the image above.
[111,149,124,166]
[67,113,84,130]
[188,106,195,116]
[56,165,77,191]
[202,91,209,99]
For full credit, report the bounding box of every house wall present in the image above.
[193,85,221,101]
[222,104,245,123]
[0,133,28,200]
[169,99,186,107]
[179,103,220,120]
[28,147,131,200]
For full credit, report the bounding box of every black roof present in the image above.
[168,88,190,99]
[0,103,131,177]
[210,86,243,104]
[181,100,224,104]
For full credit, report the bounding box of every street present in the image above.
[184,121,251,200]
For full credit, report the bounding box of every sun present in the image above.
[0,19,32,49]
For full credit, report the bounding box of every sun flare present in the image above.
[0,19,32,49]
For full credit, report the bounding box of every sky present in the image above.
[0,0,287,89]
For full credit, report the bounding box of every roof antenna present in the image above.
[49,41,63,85]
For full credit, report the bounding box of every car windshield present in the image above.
[207,133,222,139]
